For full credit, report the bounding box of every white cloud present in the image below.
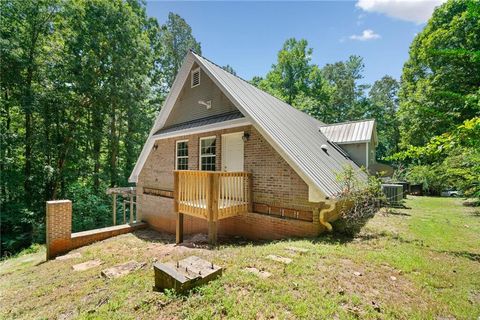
[356,0,447,24]
[349,29,381,41]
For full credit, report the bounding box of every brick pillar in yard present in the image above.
[46,200,72,259]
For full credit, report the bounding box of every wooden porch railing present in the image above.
[173,170,252,244]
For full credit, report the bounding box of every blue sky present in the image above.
[146,1,444,85]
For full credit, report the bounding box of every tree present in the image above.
[254,38,330,120]
[222,64,237,76]
[398,0,480,147]
[0,0,167,256]
[159,12,201,90]
[368,76,400,158]
[322,55,370,123]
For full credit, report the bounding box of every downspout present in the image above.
[318,201,336,232]
[319,210,333,232]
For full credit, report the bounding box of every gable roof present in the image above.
[319,119,376,145]
[129,51,366,199]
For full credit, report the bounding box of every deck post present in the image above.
[129,194,134,224]
[248,173,253,213]
[176,212,184,244]
[208,173,219,245]
[123,199,126,224]
[173,171,179,213]
[173,171,183,244]
[113,194,117,226]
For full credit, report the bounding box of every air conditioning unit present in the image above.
[381,184,403,207]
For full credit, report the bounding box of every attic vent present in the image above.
[191,68,200,88]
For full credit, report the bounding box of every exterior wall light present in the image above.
[153,144,158,151]
[242,133,250,142]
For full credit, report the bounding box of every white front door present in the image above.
[221,132,244,172]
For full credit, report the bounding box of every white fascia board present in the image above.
[152,118,251,141]
[335,140,370,145]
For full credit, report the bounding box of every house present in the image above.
[319,119,377,172]
[129,51,374,244]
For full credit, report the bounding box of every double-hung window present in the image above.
[199,136,216,171]
[175,140,188,170]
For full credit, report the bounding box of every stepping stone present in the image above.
[56,252,82,261]
[285,246,309,254]
[245,267,271,279]
[101,261,146,279]
[266,255,292,264]
[73,259,103,271]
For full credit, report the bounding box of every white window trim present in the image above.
[191,67,201,88]
[175,139,189,170]
[199,136,216,171]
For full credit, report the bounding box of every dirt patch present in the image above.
[318,258,433,314]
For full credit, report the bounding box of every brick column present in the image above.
[46,200,72,259]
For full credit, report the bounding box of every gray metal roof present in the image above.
[319,119,375,144]
[155,110,244,135]
[193,52,365,197]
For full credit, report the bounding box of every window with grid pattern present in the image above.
[176,140,188,170]
[200,137,216,171]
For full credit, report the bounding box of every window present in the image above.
[191,68,200,88]
[199,136,216,171]
[176,140,188,170]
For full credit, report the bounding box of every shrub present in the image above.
[334,166,386,235]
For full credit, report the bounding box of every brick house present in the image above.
[129,51,378,244]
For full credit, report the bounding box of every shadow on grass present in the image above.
[435,249,480,263]
[386,210,411,217]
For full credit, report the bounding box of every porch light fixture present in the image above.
[242,133,250,142]
[153,144,158,151]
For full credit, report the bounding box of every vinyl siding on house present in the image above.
[163,63,239,129]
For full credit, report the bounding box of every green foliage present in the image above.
[398,0,480,147]
[159,12,201,90]
[257,38,329,107]
[66,182,111,233]
[335,166,385,235]
[368,76,400,158]
[390,118,480,196]
[0,0,201,256]
[221,64,237,76]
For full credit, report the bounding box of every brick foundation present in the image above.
[45,200,146,259]
[137,194,334,240]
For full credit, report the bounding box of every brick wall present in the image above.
[45,200,146,259]
[136,124,328,239]
[46,200,72,259]
[138,125,316,211]
[137,194,328,239]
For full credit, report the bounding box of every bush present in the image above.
[65,182,111,232]
[334,166,386,235]
[405,164,446,195]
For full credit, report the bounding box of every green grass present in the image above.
[1,196,479,319]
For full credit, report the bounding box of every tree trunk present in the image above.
[108,101,118,187]
[92,108,103,191]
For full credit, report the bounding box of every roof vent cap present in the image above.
[321,144,328,152]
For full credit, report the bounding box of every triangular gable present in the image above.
[130,51,365,199]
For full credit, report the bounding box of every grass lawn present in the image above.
[1,196,479,319]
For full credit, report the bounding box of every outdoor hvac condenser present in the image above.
[381,184,404,206]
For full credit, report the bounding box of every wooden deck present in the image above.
[173,170,252,244]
